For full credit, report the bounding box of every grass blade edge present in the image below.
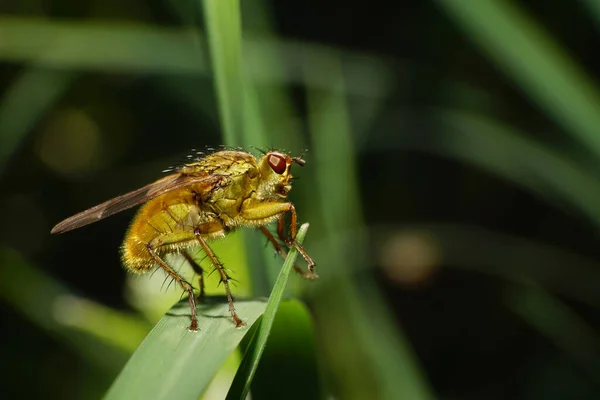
[226,223,310,399]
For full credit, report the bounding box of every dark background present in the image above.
[1,1,600,399]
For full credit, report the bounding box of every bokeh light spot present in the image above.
[379,230,442,285]
[36,108,102,177]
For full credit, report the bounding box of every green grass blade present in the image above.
[202,0,245,145]
[226,223,310,400]
[105,297,267,400]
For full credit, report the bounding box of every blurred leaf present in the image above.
[0,16,390,98]
[306,55,434,400]
[0,68,75,175]
[505,284,600,377]
[202,0,248,146]
[0,16,208,73]
[240,0,308,151]
[105,297,267,400]
[435,109,600,226]
[306,52,363,232]
[227,223,310,400]
[0,247,133,372]
[583,0,600,27]
[53,294,150,354]
[374,108,600,229]
[437,0,600,158]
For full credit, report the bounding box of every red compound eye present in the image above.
[268,153,286,174]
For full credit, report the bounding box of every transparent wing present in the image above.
[51,173,223,234]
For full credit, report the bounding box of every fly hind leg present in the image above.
[146,244,199,332]
[193,228,245,328]
[182,252,205,301]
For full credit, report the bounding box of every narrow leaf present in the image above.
[226,223,310,400]
[105,297,267,400]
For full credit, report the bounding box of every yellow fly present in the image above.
[51,149,317,331]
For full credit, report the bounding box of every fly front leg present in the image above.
[259,226,318,279]
[277,208,317,277]
[242,200,317,278]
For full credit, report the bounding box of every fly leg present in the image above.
[276,204,317,277]
[260,226,318,280]
[241,201,317,278]
[182,252,205,301]
[193,228,245,328]
[146,245,198,332]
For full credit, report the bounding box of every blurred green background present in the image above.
[2,0,600,399]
